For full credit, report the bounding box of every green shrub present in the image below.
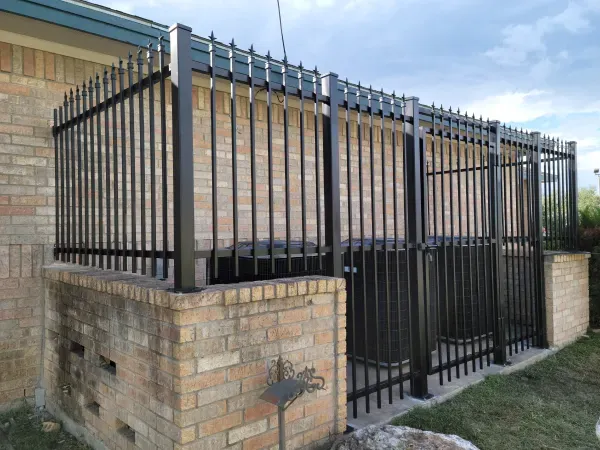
[578,188,600,228]
[577,189,600,328]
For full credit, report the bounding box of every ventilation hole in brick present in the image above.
[70,341,85,358]
[115,419,135,443]
[99,356,116,375]
[87,401,100,417]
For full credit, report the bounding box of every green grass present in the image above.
[0,405,90,450]
[393,333,600,450]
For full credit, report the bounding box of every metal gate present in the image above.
[341,97,561,418]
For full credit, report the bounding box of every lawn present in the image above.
[393,333,600,450]
[0,406,90,450]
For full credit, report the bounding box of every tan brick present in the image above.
[240,313,276,331]
[313,304,334,318]
[0,43,10,72]
[278,309,310,324]
[244,402,277,422]
[267,324,302,341]
[44,52,54,80]
[197,351,240,372]
[228,361,266,381]
[174,306,226,325]
[314,331,334,345]
[228,419,268,444]
[176,369,226,393]
[197,381,241,406]
[11,45,22,75]
[198,411,242,437]
[174,401,226,427]
[242,429,278,450]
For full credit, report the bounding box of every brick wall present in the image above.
[0,244,52,405]
[544,252,590,348]
[43,265,346,449]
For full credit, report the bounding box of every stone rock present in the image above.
[596,417,600,441]
[41,421,61,433]
[332,425,479,450]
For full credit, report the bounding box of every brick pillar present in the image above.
[43,265,346,450]
[544,252,590,348]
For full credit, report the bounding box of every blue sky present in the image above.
[95,0,600,189]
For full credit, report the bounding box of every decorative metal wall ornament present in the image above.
[267,355,295,385]
[296,366,326,394]
[261,357,326,450]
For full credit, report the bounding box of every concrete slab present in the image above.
[346,345,554,430]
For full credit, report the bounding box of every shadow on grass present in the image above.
[0,405,90,450]
[393,333,600,450]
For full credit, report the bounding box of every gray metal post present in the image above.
[321,73,343,279]
[278,406,286,449]
[169,23,196,292]
[404,97,429,398]
[490,121,507,364]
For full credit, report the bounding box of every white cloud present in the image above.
[465,90,553,123]
[485,1,596,66]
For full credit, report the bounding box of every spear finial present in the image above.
[147,41,154,62]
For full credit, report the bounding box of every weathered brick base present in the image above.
[544,252,590,348]
[42,264,346,449]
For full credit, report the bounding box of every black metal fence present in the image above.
[53,38,172,279]
[52,23,579,418]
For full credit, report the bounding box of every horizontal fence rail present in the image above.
[51,22,579,417]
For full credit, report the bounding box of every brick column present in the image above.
[544,252,590,348]
[42,265,346,450]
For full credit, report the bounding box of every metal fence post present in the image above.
[531,132,547,347]
[404,97,429,398]
[570,141,579,250]
[321,73,343,279]
[490,121,507,364]
[169,23,196,292]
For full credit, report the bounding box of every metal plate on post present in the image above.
[260,379,304,407]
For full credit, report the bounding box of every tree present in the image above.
[578,187,600,228]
